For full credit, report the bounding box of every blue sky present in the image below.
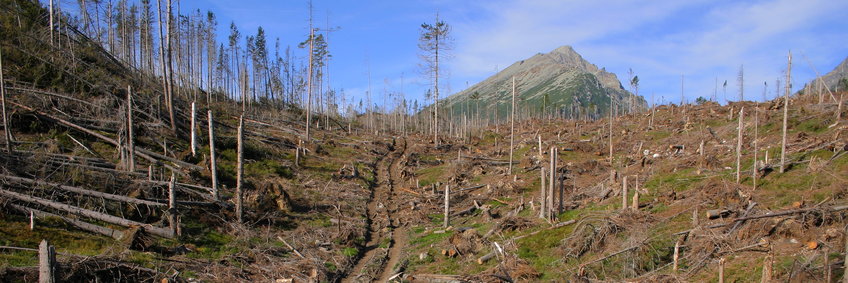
[179,0,847,108]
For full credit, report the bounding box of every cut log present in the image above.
[0,174,164,207]
[0,188,173,238]
[477,251,495,265]
[8,101,201,172]
[451,205,477,217]
[707,209,732,219]
[9,204,123,239]
[451,184,486,194]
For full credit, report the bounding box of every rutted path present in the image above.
[342,137,407,283]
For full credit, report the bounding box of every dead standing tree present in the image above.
[0,48,12,153]
[208,110,218,200]
[780,51,791,173]
[127,86,136,171]
[236,115,245,222]
[509,76,516,175]
[419,13,451,146]
[736,107,743,184]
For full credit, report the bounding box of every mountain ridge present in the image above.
[803,56,848,94]
[440,45,645,120]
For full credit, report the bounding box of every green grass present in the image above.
[795,118,827,134]
[646,130,672,140]
[0,216,114,267]
[643,168,701,194]
[409,229,453,248]
[417,165,447,187]
[341,247,358,257]
[512,144,532,160]
[245,159,293,178]
[516,223,576,279]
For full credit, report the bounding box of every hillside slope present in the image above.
[397,97,847,281]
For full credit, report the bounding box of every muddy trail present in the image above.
[343,137,408,283]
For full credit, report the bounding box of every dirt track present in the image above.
[343,137,407,282]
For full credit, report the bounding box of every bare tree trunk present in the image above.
[305,6,313,141]
[763,251,773,283]
[0,188,173,237]
[736,107,743,184]
[434,33,440,147]
[556,148,562,215]
[155,0,167,121]
[539,166,546,219]
[673,239,681,272]
[127,86,135,172]
[168,172,177,235]
[843,224,848,283]
[622,176,628,211]
[649,92,655,129]
[236,115,244,223]
[48,0,54,46]
[824,247,831,283]
[631,178,639,209]
[548,146,555,220]
[509,76,516,175]
[208,110,218,200]
[443,185,450,228]
[780,51,791,173]
[0,49,12,153]
[190,101,196,156]
[39,240,55,283]
[609,99,613,164]
[165,0,176,131]
[753,106,758,189]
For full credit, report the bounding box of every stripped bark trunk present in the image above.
[0,188,173,237]
[11,204,124,239]
[208,110,218,200]
[236,115,244,223]
[508,76,515,175]
[39,239,55,283]
[48,0,54,46]
[539,166,546,219]
[444,185,450,228]
[190,101,196,156]
[9,101,200,171]
[0,48,12,153]
[127,86,135,171]
[762,251,773,283]
[0,174,164,206]
[736,107,744,184]
[548,146,555,220]
[780,51,791,173]
[753,106,758,189]
[673,239,681,272]
[622,176,628,211]
[168,173,178,236]
[556,148,562,215]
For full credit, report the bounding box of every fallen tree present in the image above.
[0,188,173,238]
